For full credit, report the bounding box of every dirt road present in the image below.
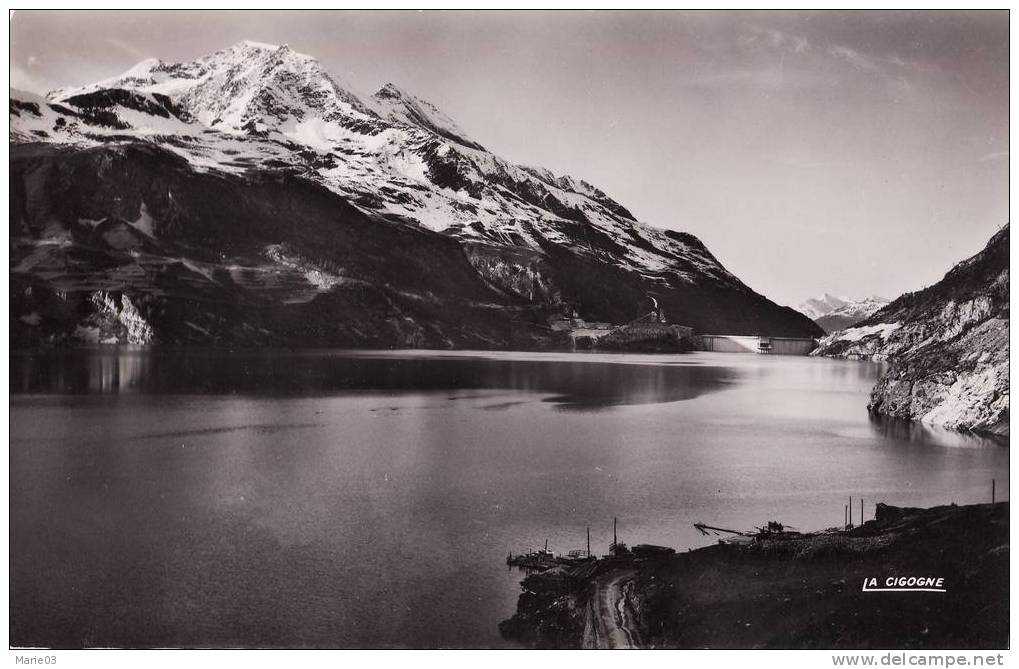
[582,569,642,649]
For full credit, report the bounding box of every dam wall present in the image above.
[699,334,817,356]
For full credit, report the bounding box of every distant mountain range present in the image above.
[798,294,890,334]
[813,225,1009,435]
[10,41,820,348]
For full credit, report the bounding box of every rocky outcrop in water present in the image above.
[813,225,1009,435]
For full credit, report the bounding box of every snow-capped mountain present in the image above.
[798,294,850,320]
[27,41,737,282]
[798,294,889,333]
[11,41,820,347]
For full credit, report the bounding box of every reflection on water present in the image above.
[11,348,737,410]
[9,348,1009,648]
[869,413,1007,448]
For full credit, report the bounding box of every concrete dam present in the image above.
[697,334,818,356]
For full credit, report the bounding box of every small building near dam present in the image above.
[698,334,817,356]
[557,294,814,355]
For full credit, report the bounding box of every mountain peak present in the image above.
[238,39,283,50]
[798,294,849,319]
[374,82,405,98]
[51,40,378,131]
[226,40,315,61]
[370,82,483,150]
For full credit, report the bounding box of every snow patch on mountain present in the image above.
[128,202,156,237]
[831,321,900,343]
[264,244,345,291]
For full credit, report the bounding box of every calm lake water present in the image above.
[10,348,1009,648]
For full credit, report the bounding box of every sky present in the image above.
[10,10,1009,307]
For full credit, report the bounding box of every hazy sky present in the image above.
[10,10,1008,306]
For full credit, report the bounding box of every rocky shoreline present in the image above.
[868,318,1008,435]
[812,225,1008,436]
[501,502,1009,649]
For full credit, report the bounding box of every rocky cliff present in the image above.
[812,225,1009,435]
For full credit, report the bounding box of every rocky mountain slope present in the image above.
[813,226,1009,435]
[799,294,889,333]
[11,41,820,348]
